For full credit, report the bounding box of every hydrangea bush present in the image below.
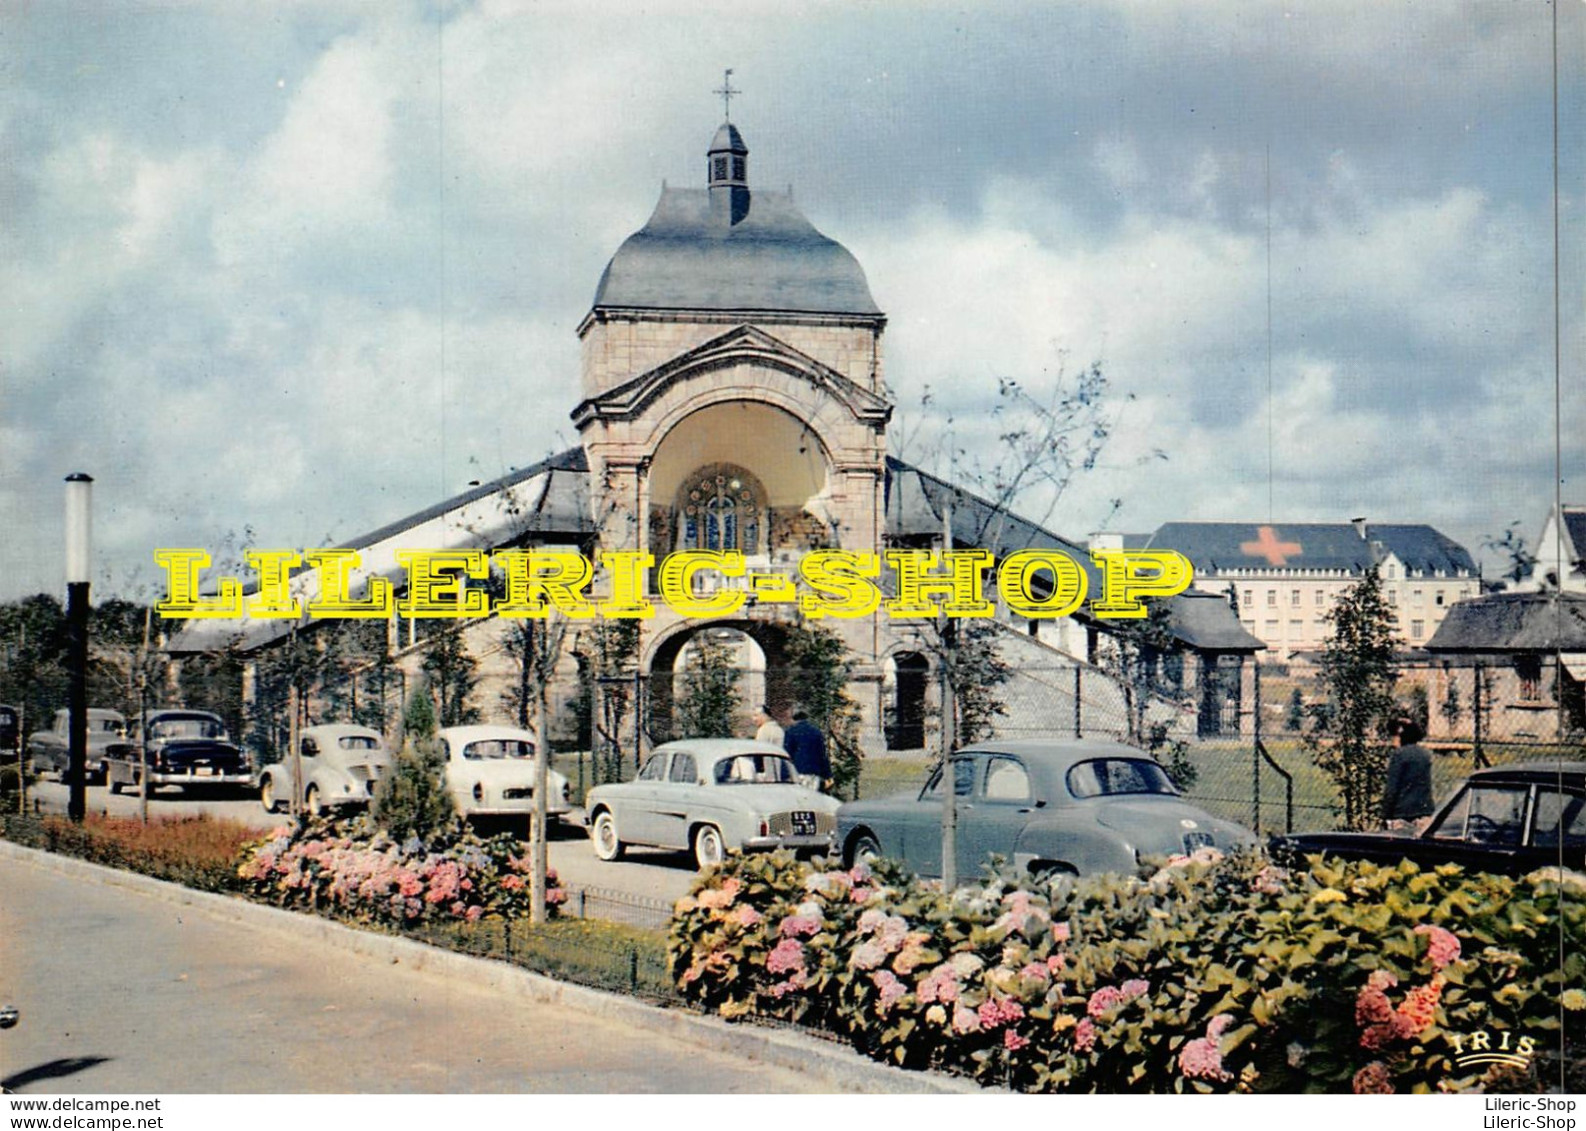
[237,816,565,927]
[669,849,1584,1093]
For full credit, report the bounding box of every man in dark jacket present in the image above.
[782,706,831,792]
[1382,717,1434,830]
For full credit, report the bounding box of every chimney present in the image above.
[1351,516,1368,540]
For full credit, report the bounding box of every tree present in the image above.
[568,619,643,785]
[420,627,479,727]
[372,687,456,846]
[1099,599,1182,744]
[1484,521,1538,588]
[675,632,742,739]
[1303,568,1401,830]
[1439,676,1464,730]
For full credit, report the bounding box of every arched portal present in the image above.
[887,651,930,751]
[648,401,835,558]
[643,619,804,744]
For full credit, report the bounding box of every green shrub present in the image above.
[373,691,457,844]
[669,850,1584,1093]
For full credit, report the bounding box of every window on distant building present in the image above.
[1386,564,1397,579]
[1411,620,1424,640]
[1289,619,1304,637]
[1435,590,1445,606]
[1290,590,1301,607]
[1264,619,1279,636]
[1388,590,1398,606]
[1413,589,1424,605]
[1242,589,1253,608]
[1315,590,1325,606]
[1516,656,1542,701]
[1266,591,1276,607]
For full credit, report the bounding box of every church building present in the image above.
[169,115,1261,756]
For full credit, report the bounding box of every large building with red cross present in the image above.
[1139,520,1480,660]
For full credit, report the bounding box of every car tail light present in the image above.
[472,783,484,802]
[759,818,769,837]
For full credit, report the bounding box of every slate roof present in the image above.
[164,447,594,655]
[1564,506,1586,560]
[591,186,882,317]
[884,458,1263,652]
[1425,592,1586,653]
[1145,521,1476,577]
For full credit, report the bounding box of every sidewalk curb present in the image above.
[0,839,979,1094]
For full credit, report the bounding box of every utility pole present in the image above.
[64,474,93,824]
[938,496,958,890]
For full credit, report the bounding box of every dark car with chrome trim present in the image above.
[105,709,253,796]
[1272,761,1586,877]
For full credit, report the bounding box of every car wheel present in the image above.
[260,775,280,814]
[108,772,123,796]
[591,809,625,862]
[845,831,881,868]
[304,785,323,818]
[692,824,726,870]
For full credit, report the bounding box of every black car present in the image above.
[0,705,18,757]
[105,709,253,796]
[1273,761,1586,877]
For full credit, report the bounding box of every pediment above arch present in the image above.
[570,324,893,428]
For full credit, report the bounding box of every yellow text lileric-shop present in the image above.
[151,547,1193,623]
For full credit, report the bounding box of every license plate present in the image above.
[194,766,214,777]
[791,811,816,836]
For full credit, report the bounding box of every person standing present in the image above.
[1382,717,1434,831]
[783,706,831,792]
[751,704,783,747]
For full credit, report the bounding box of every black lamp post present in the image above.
[65,473,93,823]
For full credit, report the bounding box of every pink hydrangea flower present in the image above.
[1074,1017,1097,1052]
[1352,1061,1394,1095]
[1178,1036,1232,1082]
[464,904,484,922]
[766,938,805,976]
[779,914,821,938]
[1087,985,1126,1018]
[1052,922,1071,943]
[952,1004,982,1034]
[872,969,907,1013]
[1414,924,1461,970]
[917,964,961,1005]
[1020,962,1051,984]
[733,905,762,929]
[1121,978,1149,1001]
[1004,1028,1030,1051]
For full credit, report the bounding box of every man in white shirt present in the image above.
[751,704,783,746]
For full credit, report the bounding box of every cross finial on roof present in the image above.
[714,68,740,120]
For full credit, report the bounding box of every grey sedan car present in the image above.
[584,739,840,869]
[837,739,1256,881]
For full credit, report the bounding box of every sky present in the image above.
[1,0,1581,602]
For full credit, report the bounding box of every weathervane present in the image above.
[714,68,740,121]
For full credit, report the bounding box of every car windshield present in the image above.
[149,716,225,740]
[338,735,380,750]
[714,753,797,785]
[1066,758,1177,799]
[463,739,534,761]
[93,718,125,735]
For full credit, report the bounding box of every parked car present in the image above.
[106,709,252,796]
[584,738,841,869]
[26,708,132,784]
[837,738,1257,881]
[1272,761,1586,877]
[436,725,572,826]
[259,724,393,816]
[0,705,19,756]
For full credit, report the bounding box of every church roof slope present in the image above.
[591,187,881,318]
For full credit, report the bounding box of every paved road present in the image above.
[22,780,700,914]
[0,852,829,1093]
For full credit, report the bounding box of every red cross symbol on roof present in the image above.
[1241,525,1302,566]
